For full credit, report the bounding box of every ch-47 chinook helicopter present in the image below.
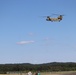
[43,14,64,22]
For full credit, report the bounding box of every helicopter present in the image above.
[43,14,64,22]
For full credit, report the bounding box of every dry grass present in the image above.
[0,71,76,75]
[40,71,76,75]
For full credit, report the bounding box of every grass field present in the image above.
[40,71,76,75]
[0,71,76,75]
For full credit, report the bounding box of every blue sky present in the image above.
[0,0,76,64]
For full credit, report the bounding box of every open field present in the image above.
[40,71,76,75]
[0,71,76,75]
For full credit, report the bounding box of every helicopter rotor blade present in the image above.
[62,15,65,16]
[40,15,51,18]
[51,13,59,15]
[52,14,65,16]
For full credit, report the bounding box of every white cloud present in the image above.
[17,40,35,45]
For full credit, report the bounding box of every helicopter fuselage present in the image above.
[46,18,61,22]
[46,15,63,22]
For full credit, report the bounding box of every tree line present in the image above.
[0,62,76,74]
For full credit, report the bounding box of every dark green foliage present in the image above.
[0,62,76,74]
